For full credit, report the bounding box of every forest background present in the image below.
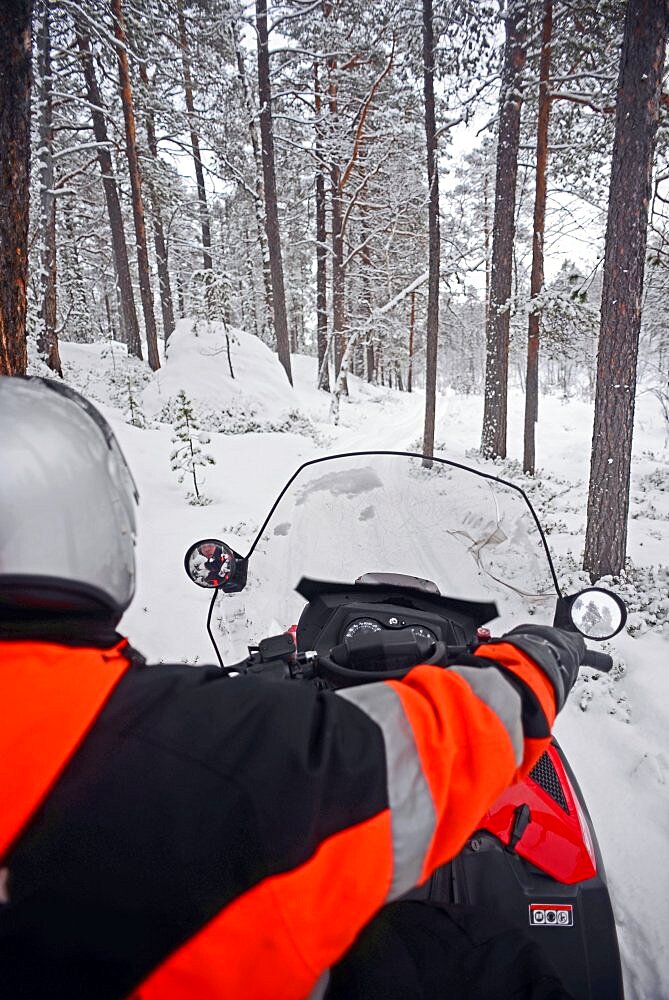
[1,0,668,582]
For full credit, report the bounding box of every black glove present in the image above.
[501,624,586,712]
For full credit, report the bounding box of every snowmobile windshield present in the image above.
[231,453,561,648]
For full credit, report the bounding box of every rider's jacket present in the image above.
[0,629,556,1000]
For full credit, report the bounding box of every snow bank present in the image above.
[42,340,152,426]
[142,320,312,435]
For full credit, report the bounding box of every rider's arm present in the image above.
[337,644,556,889]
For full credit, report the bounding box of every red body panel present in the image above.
[479,744,597,885]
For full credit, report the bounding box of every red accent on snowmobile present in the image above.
[479,744,597,885]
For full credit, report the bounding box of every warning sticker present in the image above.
[529,903,574,927]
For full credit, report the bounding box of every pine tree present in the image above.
[0,0,33,375]
[176,0,213,271]
[170,390,215,504]
[126,375,146,428]
[111,0,161,371]
[255,0,292,385]
[189,269,236,378]
[421,0,440,463]
[481,0,528,460]
[583,0,668,580]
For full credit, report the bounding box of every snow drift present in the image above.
[142,320,312,435]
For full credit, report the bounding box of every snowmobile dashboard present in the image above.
[293,576,499,656]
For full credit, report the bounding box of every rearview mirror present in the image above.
[569,587,627,639]
[184,539,238,590]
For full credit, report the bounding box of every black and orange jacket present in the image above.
[0,629,556,1000]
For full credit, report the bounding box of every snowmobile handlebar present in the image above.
[581,648,613,673]
[225,630,614,686]
[311,635,615,685]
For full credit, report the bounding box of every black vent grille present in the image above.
[529,752,569,813]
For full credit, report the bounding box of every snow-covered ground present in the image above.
[52,322,669,998]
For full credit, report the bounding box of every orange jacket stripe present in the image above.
[387,666,520,881]
[136,810,393,1000]
[0,640,130,859]
[475,643,557,728]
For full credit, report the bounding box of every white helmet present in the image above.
[0,377,138,621]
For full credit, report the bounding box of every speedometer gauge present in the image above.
[410,625,438,644]
[344,618,383,640]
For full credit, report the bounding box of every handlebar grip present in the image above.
[582,649,613,673]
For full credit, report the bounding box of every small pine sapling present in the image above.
[126,375,146,428]
[190,269,236,378]
[170,390,215,505]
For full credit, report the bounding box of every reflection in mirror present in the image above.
[570,589,625,639]
[185,539,236,589]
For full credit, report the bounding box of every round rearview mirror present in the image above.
[185,539,237,589]
[569,587,627,639]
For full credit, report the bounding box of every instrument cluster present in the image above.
[341,615,439,646]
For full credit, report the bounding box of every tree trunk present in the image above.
[61,201,94,341]
[322,1,347,390]
[408,290,415,393]
[75,26,143,359]
[314,61,330,390]
[255,0,293,385]
[243,223,260,337]
[331,161,346,376]
[366,340,375,383]
[360,190,374,386]
[523,0,552,475]
[104,291,117,341]
[111,0,160,371]
[138,61,175,344]
[177,0,213,271]
[0,0,32,376]
[36,0,62,376]
[483,162,491,335]
[421,0,440,463]
[231,18,273,342]
[327,57,347,389]
[322,5,393,396]
[176,272,185,318]
[583,0,668,580]
[481,0,527,459]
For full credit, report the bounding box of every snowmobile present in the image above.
[185,451,627,999]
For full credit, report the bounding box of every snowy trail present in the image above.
[335,390,426,453]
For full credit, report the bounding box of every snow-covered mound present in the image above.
[142,320,312,435]
[36,328,317,439]
[32,339,152,420]
[59,338,131,372]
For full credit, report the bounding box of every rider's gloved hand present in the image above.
[500,624,585,711]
